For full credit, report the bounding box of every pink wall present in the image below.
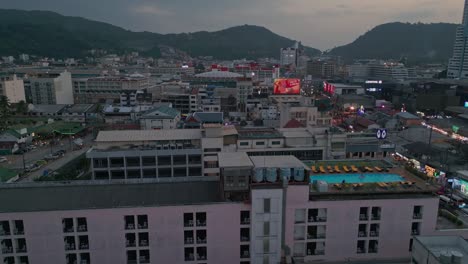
[0,202,250,264]
[285,185,439,262]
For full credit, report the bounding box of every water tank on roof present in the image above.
[293,167,305,182]
[280,168,291,181]
[452,251,463,264]
[266,168,277,182]
[440,251,452,264]
[253,168,264,183]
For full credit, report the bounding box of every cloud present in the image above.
[132,4,172,16]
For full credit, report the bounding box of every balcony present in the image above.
[139,240,148,247]
[196,220,206,227]
[359,214,369,221]
[358,231,367,238]
[65,243,76,251]
[241,218,250,225]
[79,243,89,250]
[185,237,194,244]
[413,213,422,220]
[241,251,250,258]
[125,223,135,230]
[370,230,379,237]
[357,247,366,254]
[2,247,13,254]
[126,240,136,247]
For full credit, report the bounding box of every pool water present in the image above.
[310,173,404,184]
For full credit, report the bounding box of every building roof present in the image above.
[63,104,95,113]
[194,71,243,78]
[0,181,221,213]
[396,112,420,120]
[30,104,67,114]
[283,119,305,128]
[414,236,468,264]
[96,129,203,142]
[249,155,308,169]
[192,112,224,123]
[218,152,254,168]
[238,129,282,139]
[140,106,180,119]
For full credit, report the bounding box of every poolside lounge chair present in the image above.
[334,166,341,173]
[343,166,350,173]
[327,166,334,173]
[311,166,318,173]
[374,167,383,172]
[378,182,388,189]
[365,166,373,172]
[351,166,359,172]
[333,184,342,190]
[319,166,326,173]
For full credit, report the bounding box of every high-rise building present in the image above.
[448,0,468,79]
[24,71,74,105]
[280,42,300,67]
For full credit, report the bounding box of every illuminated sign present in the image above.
[323,81,335,95]
[365,80,383,84]
[376,129,387,139]
[465,101,468,108]
[274,79,301,95]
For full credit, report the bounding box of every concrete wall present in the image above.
[0,203,250,264]
[285,185,439,262]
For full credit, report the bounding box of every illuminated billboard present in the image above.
[274,78,301,95]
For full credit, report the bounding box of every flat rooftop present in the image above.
[415,236,468,264]
[0,181,221,213]
[96,129,203,142]
[250,155,309,169]
[238,129,282,139]
[218,152,253,168]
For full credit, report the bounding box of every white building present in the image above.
[24,71,74,105]
[448,0,468,79]
[280,42,299,67]
[0,75,25,103]
[139,106,181,130]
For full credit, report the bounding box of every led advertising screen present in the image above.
[274,78,301,95]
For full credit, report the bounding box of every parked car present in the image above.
[55,150,66,156]
[0,157,7,163]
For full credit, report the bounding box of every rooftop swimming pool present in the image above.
[310,173,404,184]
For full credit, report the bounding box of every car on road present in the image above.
[55,150,66,156]
[45,153,60,161]
[0,157,7,163]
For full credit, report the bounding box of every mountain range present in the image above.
[0,9,460,63]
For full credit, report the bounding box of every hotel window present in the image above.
[263,222,270,236]
[263,239,270,253]
[263,198,271,213]
[256,141,265,146]
[239,141,249,146]
[263,255,269,264]
[271,141,281,145]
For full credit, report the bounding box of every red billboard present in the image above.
[273,78,301,95]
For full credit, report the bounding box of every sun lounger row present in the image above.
[311,165,387,173]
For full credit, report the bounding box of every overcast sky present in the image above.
[2,0,465,50]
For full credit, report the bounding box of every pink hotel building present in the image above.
[0,152,441,264]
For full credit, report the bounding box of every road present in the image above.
[2,134,94,182]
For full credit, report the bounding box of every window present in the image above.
[359,207,369,220]
[369,240,379,253]
[241,211,250,225]
[263,255,269,264]
[125,216,135,230]
[272,141,281,145]
[226,176,234,187]
[140,249,150,263]
[413,206,423,219]
[357,240,366,254]
[138,215,148,229]
[263,222,270,236]
[263,198,271,213]
[409,238,414,251]
[196,212,206,226]
[295,209,306,223]
[263,239,270,253]
[256,141,265,146]
[371,207,381,220]
[239,141,249,146]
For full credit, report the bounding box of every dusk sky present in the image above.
[1,0,465,50]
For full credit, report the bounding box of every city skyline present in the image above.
[0,0,464,50]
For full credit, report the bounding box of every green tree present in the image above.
[0,96,11,132]
[15,100,28,115]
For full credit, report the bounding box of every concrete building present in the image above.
[0,154,444,264]
[139,106,181,130]
[448,0,468,79]
[412,236,468,264]
[0,75,25,103]
[73,76,150,104]
[307,60,337,79]
[280,43,299,67]
[24,71,74,105]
